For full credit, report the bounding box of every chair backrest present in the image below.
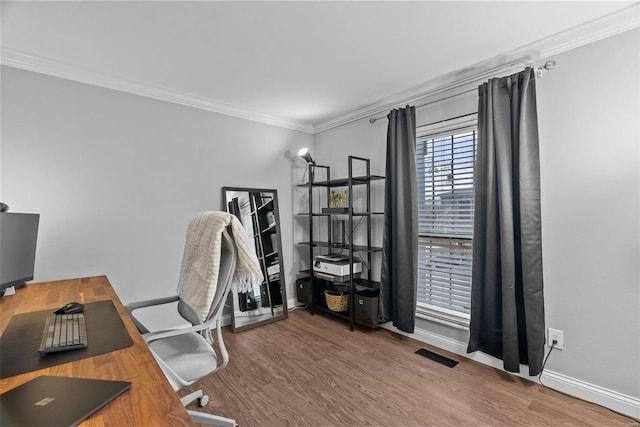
[177,228,237,326]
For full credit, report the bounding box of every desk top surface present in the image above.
[0,276,194,426]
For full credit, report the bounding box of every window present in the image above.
[416,114,477,325]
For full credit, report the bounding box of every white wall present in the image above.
[536,29,639,399]
[315,29,640,412]
[1,67,313,326]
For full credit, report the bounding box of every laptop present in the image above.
[0,375,131,427]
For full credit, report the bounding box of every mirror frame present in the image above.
[222,187,288,332]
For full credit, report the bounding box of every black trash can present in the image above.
[354,288,379,325]
[269,280,283,306]
[296,277,312,305]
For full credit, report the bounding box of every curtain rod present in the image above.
[418,111,478,130]
[369,60,556,124]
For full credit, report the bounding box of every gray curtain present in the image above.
[380,106,417,333]
[467,68,545,376]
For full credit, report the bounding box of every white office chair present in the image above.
[126,213,240,427]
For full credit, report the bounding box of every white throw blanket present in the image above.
[176,211,263,322]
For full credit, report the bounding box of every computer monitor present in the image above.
[0,212,40,296]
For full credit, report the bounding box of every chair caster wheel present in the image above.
[198,395,209,407]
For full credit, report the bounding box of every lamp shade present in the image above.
[297,148,315,165]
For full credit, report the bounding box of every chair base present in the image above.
[181,389,236,426]
[181,389,207,407]
[187,409,237,427]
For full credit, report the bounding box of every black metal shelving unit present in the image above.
[296,156,384,330]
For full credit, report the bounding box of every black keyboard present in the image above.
[38,313,88,354]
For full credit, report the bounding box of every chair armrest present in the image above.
[142,322,209,345]
[125,295,180,334]
[126,295,180,311]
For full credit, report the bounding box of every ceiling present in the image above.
[1,1,638,133]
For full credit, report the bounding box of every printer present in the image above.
[314,253,362,282]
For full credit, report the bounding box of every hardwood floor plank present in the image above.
[182,310,636,426]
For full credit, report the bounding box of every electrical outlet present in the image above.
[548,328,564,351]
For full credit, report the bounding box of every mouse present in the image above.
[55,302,85,314]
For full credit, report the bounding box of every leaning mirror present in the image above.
[222,187,288,332]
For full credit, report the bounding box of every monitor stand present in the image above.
[0,286,16,297]
[1,281,27,297]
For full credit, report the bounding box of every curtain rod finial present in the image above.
[369,117,377,124]
[536,60,557,78]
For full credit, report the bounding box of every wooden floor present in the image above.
[184,309,636,426]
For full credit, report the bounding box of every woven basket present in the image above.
[324,290,348,312]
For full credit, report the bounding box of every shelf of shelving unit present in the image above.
[298,241,382,252]
[296,156,384,330]
[297,175,385,188]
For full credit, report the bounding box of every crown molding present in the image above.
[313,57,528,133]
[0,48,315,135]
[313,3,640,134]
[2,3,638,136]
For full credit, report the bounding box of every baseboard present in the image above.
[384,323,640,420]
[541,370,640,419]
[288,297,303,310]
[221,297,299,328]
[390,324,543,381]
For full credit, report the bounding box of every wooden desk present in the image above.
[0,276,193,426]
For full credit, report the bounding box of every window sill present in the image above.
[416,305,470,331]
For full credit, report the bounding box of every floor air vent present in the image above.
[415,348,458,368]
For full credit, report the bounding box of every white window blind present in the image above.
[416,115,477,320]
